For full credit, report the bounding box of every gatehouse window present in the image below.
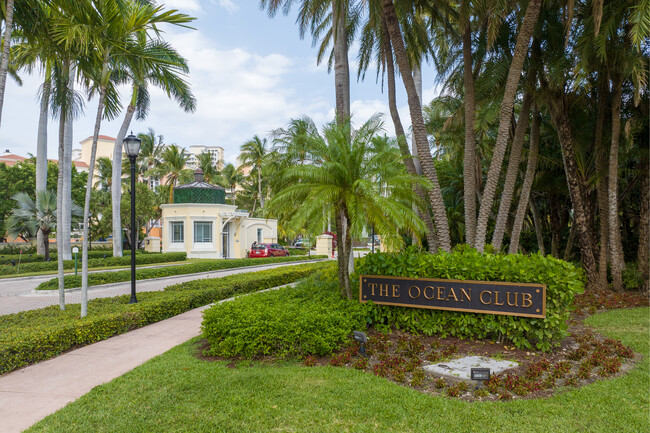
[194,221,212,243]
[257,228,263,244]
[171,221,184,243]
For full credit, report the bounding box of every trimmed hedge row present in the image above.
[0,261,334,375]
[202,266,365,358]
[358,246,584,352]
[36,255,329,290]
[287,248,309,256]
[0,249,135,265]
[0,252,186,275]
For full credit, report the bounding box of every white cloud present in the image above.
[161,0,203,13]
[213,0,238,13]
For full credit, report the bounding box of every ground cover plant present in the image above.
[0,252,187,275]
[35,255,328,290]
[359,248,584,351]
[26,307,649,433]
[0,262,333,375]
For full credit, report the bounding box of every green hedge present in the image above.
[36,255,329,290]
[202,267,365,358]
[0,248,120,265]
[358,246,584,352]
[287,248,309,256]
[0,262,333,375]
[0,252,185,274]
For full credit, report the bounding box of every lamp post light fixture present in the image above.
[124,131,141,304]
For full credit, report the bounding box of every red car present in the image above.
[249,243,289,258]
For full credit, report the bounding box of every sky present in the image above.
[0,0,439,166]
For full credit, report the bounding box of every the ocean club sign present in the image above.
[359,275,546,318]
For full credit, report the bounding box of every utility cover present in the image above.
[423,356,518,380]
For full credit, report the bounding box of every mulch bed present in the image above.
[195,290,648,402]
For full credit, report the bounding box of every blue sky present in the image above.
[0,0,439,165]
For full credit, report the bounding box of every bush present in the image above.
[0,252,186,274]
[0,262,333,375]
[0,250,137,266]
[202,271,366,359]
[287,248,309,256]
[36,255,328,290]
[358,246,584,352]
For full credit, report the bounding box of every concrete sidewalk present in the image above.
[0,303,211,433]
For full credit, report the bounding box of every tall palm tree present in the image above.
[110,6,196,257]
[93,156,113,191]
[219,163,244,206]
[381,0,451,252]
[269,115,427,299]
[157,145,190,203]
[471,0,542,252]
[137,128,164,173]
[0,0,15,127]
[239,135,269,209]
[196,151,219,184]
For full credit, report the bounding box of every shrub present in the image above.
[0,262,332,375]
[36,255,327,290]
[201,273,366,359]
[0,252,185,274]
[358,246,584,351]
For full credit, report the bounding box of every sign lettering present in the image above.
[359,275,546,318]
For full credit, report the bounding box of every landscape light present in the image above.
[353,331,368,357]
[471,367,491,388]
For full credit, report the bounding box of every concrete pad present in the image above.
[423,355,518,380]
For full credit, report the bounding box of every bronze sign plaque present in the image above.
[359,275,546,318]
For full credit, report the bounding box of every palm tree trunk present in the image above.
[382,22,437,251]
[335,205,351,299]
[382,0,451,252]
[42,230,50,262]
[333,0,350,124]
[638,167,649,291]
[81,87,106,318]
[112,104,136,257]
[608,78,625,291]
[474,0,542,252]
[563,222,576,262]
[0,0,15,127]
[509,108,540,255]
[594,80,609,288]
[492,88,534,250]
[258,168,264,209]
[61,65,75,261]
[549,97,599,290]
[529,198,545,255]
[36,74,51,256]
[463,24,478,247]
[56,106,67,311]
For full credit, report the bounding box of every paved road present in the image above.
[0,260,329,316]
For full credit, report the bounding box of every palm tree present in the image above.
[196,151,219,184]
[269,115,427,299]
[93,157,113,191]
[239,135,269,209]
[220,163,244,206]
[381,0,451,252]
[0,0,15,128]
[110,5,196,257]
[6,191,59,262]
[137,128,165,184]
[157,145,190,203]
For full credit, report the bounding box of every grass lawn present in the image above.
[27,307,649,432]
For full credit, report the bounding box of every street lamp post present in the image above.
[124,132,141,304]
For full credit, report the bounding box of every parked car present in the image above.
[249,243,289,258]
